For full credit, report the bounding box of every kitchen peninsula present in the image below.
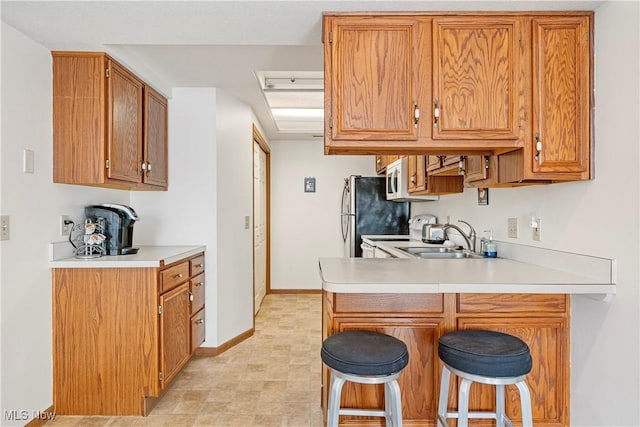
[319,253,615,426]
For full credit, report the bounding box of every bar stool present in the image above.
[437,330,533,427]
[321,330,409,427]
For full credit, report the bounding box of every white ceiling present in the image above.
[1,0,604,141]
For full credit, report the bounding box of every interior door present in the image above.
[253,138,268,315]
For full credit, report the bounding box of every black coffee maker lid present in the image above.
[86,204,139,221]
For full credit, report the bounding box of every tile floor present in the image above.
[47,293,324,427]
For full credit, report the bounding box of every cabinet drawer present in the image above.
[457,293,568,314]
[190,255,205,276]
[191,309,205,352]
[160,261,189,293]
[190,273,205,315]
[334,293,444,314]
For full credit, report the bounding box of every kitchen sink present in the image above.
[398,247,486,259]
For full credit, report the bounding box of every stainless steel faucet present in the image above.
[443,220,477,252]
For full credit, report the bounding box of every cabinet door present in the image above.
[327,17,420,142]
[465,155,489,182]
[433,17,521,141]
[143,86,168,188]
[407,155,428,193]
[427,155,442,172]
[331,318,446,423]
[107,60,143,183]
[159,282,191,389]
[457,317,569,427]
[531,16,590,176]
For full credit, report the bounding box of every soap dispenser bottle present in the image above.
[483,230,497,258]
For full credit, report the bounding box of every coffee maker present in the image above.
[84,204,139,255]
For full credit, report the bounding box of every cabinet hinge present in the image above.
[159,371,163,381]
[105,68,110,78]
[105,159,110,169]
[329,31,333,43]
[158,305,163,315]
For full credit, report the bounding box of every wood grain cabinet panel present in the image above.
[457,317,569,427]
[432,17,522,141]
[143,86,169,187]
[327,17,419,143]
[52,51,168,190]
[190,273,205,315]
[107,61,144,183]
[531,16,591,177]
[52,252,205,416]
[159,282,191,388]
[323,291,570,426]
[331,318,447,423]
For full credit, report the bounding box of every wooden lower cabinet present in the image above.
[52,251,205,416]
[322,292,569,426]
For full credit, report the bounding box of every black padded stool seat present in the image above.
[321,330,409,376]
[438,330,532,378]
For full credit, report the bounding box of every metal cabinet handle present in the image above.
[189,293,194,302]
[173,273,183,279]
[433,100,440,128]
[195,282,204,287]
[195,319,204,324]
[458,157,466,176]
[194,263,204,268]
[413,102,420,128]
[534,133,543,165]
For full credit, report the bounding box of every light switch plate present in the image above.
[23,149,35,173]
[507,218,518,238]
[533,219,542,241]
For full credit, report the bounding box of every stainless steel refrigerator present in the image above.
[341,175,410,257]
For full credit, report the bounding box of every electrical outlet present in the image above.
[533,219,542,241]
[60,215,71,236]
[507,217,518,238]
[1,216,9,240]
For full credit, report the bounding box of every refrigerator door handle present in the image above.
[340,181,351,242]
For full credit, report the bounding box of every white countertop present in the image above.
[324,236,616,295]
[50,245,206,268]
[319,257,616,294]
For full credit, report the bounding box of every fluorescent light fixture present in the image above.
[257,71,325,134]
[271,108,324,120]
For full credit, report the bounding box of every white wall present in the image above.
[270,140,376,289]
[132,88,219,344]
[0,22,130,425]
[132,88,256,347]
[412,2,639,424]
[213,91,254,343]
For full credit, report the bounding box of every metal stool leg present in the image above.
[458,377,473,427]
[327,373,346,427]
[515,380,533,427]
[387,379,403,427]
[437,366,451,427]
[496,384,506,427]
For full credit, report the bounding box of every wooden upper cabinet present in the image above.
[143,86,169,187]
[432,17,521,142]
[531,16,591,178]
[52,51,168,190]
[107,60,144,184]
[324,16,422,152]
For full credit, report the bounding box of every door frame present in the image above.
[252,124,271,314]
